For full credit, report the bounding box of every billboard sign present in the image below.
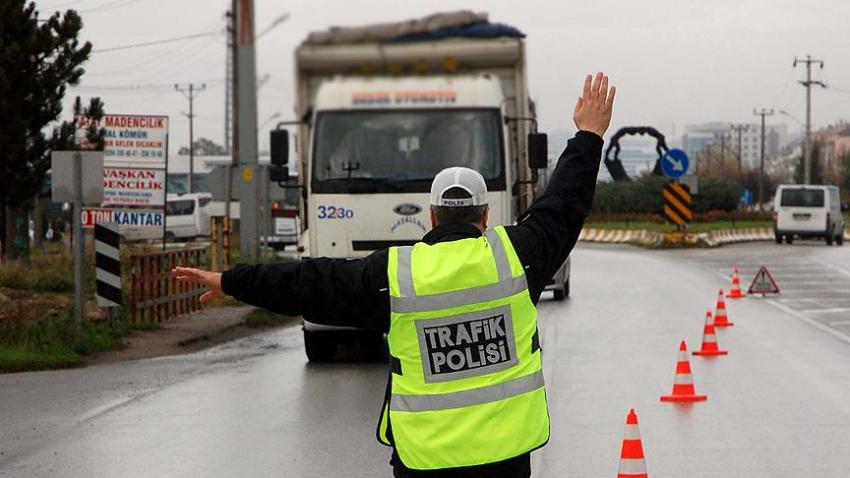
[102,167,166,206]
[82,208,164,229]
[78,114,168,168]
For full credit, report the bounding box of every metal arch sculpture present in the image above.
[603,126,670,181]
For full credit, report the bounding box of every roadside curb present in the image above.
[579,227,850,248]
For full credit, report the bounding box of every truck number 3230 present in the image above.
[317,205,354,219]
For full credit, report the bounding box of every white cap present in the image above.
[429,167,488,207]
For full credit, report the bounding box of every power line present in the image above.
[40,0,95,10]
[78,0,144,13]
[85,17,225,76]
[92,30,221,53]
[825,85,850,96]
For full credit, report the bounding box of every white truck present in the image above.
[269,12,569,361]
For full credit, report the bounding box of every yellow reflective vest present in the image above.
[378,225,549,470]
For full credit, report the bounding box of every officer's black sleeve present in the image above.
[505,131,603,302]
[220,249,391,331]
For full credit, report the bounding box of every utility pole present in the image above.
[730,124,749,173]
[794,55,825,184]
[224,10,233,155]
[174,82,206,193]
[753,108,774,210]
[225,2,238,220]
[236,0,259,260]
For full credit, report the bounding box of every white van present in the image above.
[773,185,846,245]
[165,193,212,241]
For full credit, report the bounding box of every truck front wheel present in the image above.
[304,329,337,362]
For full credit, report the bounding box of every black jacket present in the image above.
[221,131,603,477]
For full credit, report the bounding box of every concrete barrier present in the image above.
[580,226,850,248]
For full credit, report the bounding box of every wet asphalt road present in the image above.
[3,240,850,477]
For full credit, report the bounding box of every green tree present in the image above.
[794,140,824,185]
[52,96,107,151]
[178,137,226,156]
[840,152,850,201]
[0,1,92,260]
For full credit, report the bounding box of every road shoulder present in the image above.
[91,306,300,364]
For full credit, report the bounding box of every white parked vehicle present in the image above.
[165,192,212,241]
[269,13,570,361]
[773,184,847,245]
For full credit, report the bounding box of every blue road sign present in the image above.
[740,188,753,206]
[661,149,690,179]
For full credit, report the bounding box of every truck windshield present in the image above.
[781,189,824,208]
[312,109,503,193]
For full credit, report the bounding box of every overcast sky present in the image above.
[43,0,850,151]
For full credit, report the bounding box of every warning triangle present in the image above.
[748,266,780,295]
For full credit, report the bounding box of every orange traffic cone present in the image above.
[714,288,735,327]
[726,267,746,299]
[660,341,707,402]
[617,409,648,478]
[694,309,728,356]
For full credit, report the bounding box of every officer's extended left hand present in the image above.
[173,266,224,303]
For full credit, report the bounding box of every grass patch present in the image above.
[0,313,127,373]
[244,308,291,328]
[0,346,84,372]
[0,246,78,293]
[583,220,773,233]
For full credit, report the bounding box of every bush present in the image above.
[592,175,741,214]
[691,177,740,213]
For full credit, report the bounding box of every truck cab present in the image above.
[270,15,565,361]
[308,76,510,257]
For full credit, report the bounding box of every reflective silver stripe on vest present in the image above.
[391,230,527,313]
[390,369,545,412]
[396,246,415,298]
[484,229,511,281]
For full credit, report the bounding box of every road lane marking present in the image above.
[810,308,850,314]
[765,300,850,346]
[829,321,850,327]
[812,258,850,280]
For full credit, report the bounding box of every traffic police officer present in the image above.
[174,72,615,477]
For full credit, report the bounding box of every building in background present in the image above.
[683,122,790,170]
[816,121,850,181]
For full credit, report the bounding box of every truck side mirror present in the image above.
[528,133,548,170]
[842,202,849,213]
[270,165,289,182]
[270,129,289,167]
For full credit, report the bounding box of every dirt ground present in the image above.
[92,306,300,364]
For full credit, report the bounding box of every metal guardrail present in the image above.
[129,247,208,323]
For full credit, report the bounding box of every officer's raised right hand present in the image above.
[573,72,616,138]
